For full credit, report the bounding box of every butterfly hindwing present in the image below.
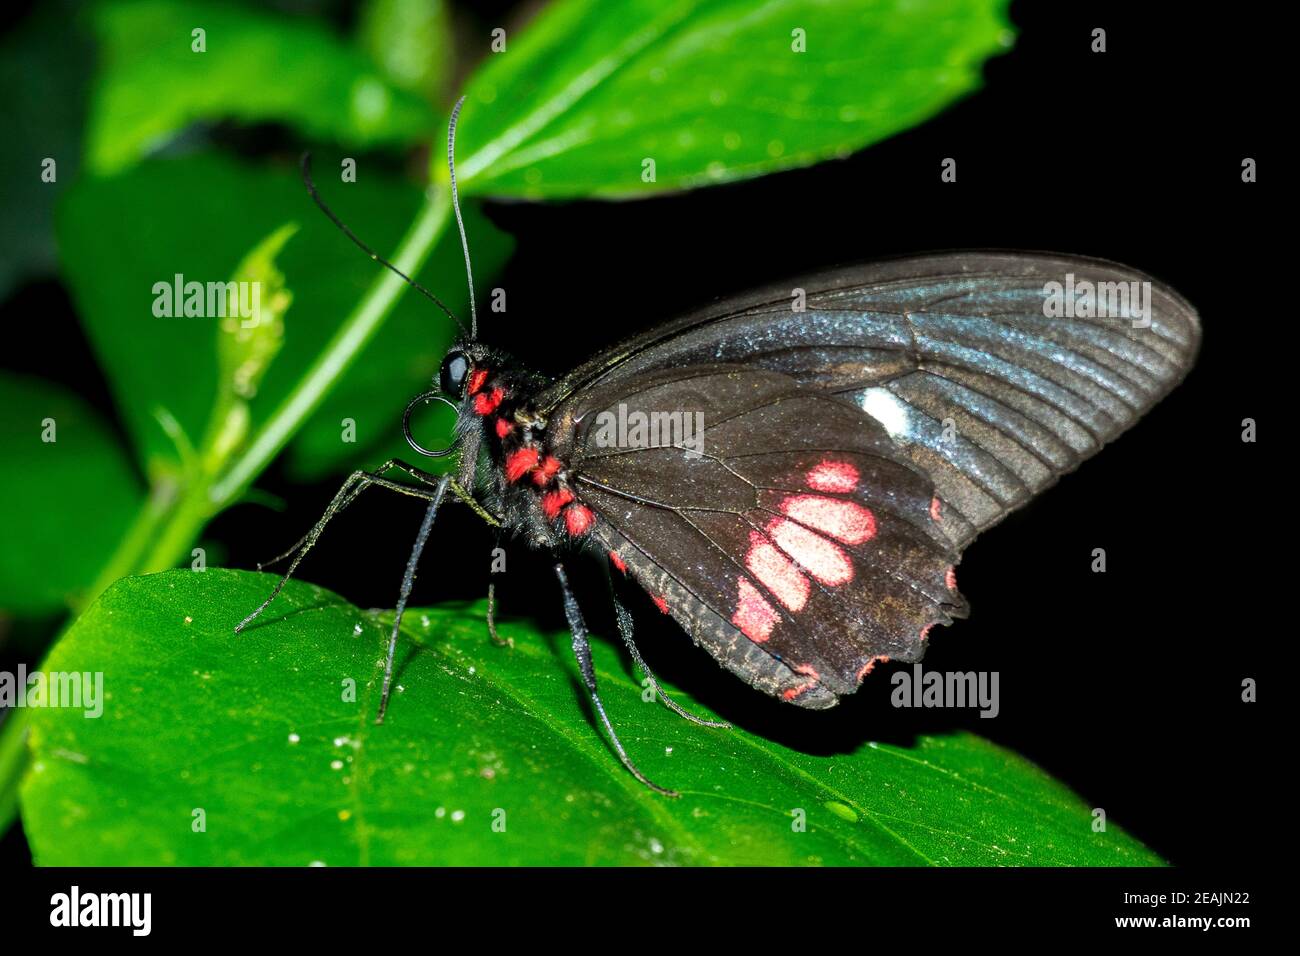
[546,365,964,707]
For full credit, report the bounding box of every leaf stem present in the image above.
[78,477,180,612]
[0,708,31,836]
[209,184,452,508]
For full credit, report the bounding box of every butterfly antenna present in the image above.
[299,152,468,337]
[447,96,478,340]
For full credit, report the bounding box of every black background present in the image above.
[1,0,1277,876]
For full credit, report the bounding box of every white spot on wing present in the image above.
[860,388,913,439]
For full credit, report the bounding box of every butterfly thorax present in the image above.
[456,352,594,551]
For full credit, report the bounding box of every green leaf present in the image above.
[202,222,298,473]
[20,569,1162,866]
[57,153,512,483]
[215,222,297,405]
[0,2,92,299]
[358,0,452,102]
[0,376,141,615]
[86,0,436,175]
[453,0,1014,198]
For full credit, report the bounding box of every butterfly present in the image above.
[237,100,1200,795]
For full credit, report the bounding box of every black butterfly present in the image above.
[237,101,1200,795]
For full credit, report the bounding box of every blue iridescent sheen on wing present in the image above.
[540,252,1199,549]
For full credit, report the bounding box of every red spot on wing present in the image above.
[783,666,822,701]
[732,578,779,642]
[856,655,889,682]
[505,447,539,483]
[531,455,562,487]
[609,551,627,575]
[769,518,852,586]
[781,495,876,544]
[806,461,859,493]
[651,594,669,614]
[929,496,943,522]
[563,504,594,536]
[494,417,513,439]
[467,368,489,395]
[541,488,573,520]
[474,387,504,415]
[744,533,810,612]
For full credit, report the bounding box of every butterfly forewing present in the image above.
[540,252,1200,551]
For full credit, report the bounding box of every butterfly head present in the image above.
[401,340,497,459]
[435,340,509,401]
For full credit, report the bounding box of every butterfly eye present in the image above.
[439,350,470,397]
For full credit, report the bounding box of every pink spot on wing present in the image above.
[929,496,942,522]
[732,578,779,642]
[782,666,821,702]
[946,566,958,591]
[781,495,876,544]
[920,621,935,641]
[856,655,889,683]
[782,680,818,701]
[806,461,859,493]
[769,519,852,586]
[744,533,809,611]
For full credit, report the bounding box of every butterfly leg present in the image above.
[607,574,730,730]
[483,530,512,647]
[249,459,443,573]
[235,465,448,634]
[375,475,449,723]
[486,581,512,647]
[554,563,678,797]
